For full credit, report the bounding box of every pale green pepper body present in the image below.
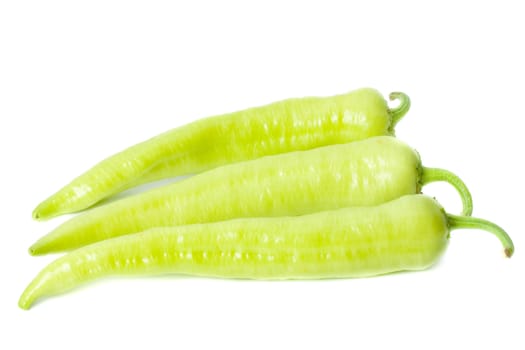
[20,195,448,309]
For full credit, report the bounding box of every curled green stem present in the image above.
[422,167,473,216]
[447,214,514,258]
[388,92,411,129]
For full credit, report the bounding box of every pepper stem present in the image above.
[447,214,514,258]
[388,92,411,129]
[422,167,473,216]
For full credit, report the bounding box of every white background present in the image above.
[1,1,523,349]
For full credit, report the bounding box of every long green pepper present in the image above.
[33,88,410,220]
[19,195,513,310]
[29,136,472,255]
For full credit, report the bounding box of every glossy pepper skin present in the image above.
[33,88,410,220]
[19,195,513,310]
[29,136,472,255]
